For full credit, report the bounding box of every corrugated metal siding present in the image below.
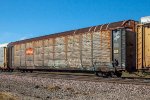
[14,45,21,67]
[44,39,53,66]
[54,37,66,67]
[34,40,43,67]
[67,35,81,68]
[20,44,25,66]
[93,31,111,69]
[0,47,4,67]
[82,33,92,69]
[12,31,112,71]
[26,42,34,67]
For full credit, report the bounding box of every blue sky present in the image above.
[0,0,150,43]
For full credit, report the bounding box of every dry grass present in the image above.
[122,71,150,78]
[47,85,61,92]
[0,92,18,100]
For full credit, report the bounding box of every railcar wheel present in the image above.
[103,72,113,78]
[8,69,13,72]
[30,70,33,73]
[10,69,13,72]
[21,70,25,73]
[115,72,122,77]
[25,70,28,72]
[95,72,103,77]
[108,72,115,77]
[103,73,109,78]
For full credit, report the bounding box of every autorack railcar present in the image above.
[136,17,150,71]
[6,20,137,77]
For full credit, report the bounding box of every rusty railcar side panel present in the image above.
[25,42,34,68]
[82,32,92,69]
[34,40,43,67]
[54,36,66,67]
[13,44,21,67]
[92,30,111,71]
[20,44,25,67]
[44,39,51,66]
[67,34,81,68]
[136,24,150,70]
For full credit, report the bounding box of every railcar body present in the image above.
[7,20,136,76]
[0,43,8,69]
[136,23,150,71]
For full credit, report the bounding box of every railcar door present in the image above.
[112,29,126,71]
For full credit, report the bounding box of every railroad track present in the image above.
[0,71,150,86]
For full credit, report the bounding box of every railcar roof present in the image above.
[8,20,136,46]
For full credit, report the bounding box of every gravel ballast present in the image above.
[0,74,150,100]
